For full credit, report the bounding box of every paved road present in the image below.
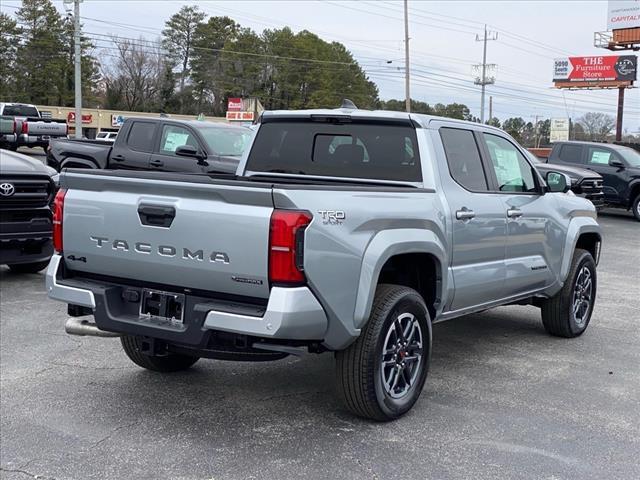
[1,212,638,480]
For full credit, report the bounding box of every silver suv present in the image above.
[46,107,602,420]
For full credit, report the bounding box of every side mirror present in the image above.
[175,144,207,165]
[609,158,625,168]
[545,171,571,194]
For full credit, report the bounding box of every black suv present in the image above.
[0,149,58,272]
[548,141,640,221]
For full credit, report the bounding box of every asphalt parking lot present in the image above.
[1,205,639,480]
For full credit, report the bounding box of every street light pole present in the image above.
[404,0,411,113]
[74,0,82,139]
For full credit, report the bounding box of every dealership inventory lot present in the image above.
[1,211,639,480]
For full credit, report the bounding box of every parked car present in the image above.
[0,148,58,273]
[0,103,68,152]
[547,140,640,220]
[526,150,604,209]
[47,118,252,174]
[96,131,118,142]
[46,107,602,421]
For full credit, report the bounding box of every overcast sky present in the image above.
[3,0,639,131]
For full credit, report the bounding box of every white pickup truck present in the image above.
[0,103,68,152]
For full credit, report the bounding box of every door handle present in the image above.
[455,208,476,220]
[111,154,125,162]
[138,204,175,227]
[150,159,164,167]
[507,208,523,219]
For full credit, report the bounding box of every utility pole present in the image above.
[404,0,411,113]
[488,95,493,121]
[74,0,82,139]
[474,25,497,123]
[615,86,625,142]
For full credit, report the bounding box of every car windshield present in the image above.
[3,105,39,117]
[199,127,251,156]
[618,147,640,168]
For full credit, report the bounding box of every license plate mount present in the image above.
[140,289,185,323]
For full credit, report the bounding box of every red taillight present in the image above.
[52,188,67,253]
[21,121,28,135]
[12,120,17,134]
[269,210,312,285]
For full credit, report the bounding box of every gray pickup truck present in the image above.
[46,107,602,420]
[0,103,68,152]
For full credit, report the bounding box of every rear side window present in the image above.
[246,122,422,182]
[440,128,488,191]
[558,144,583,164]
[127,122,156,152]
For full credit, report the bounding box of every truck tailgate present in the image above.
[23,119,67,136]
[60,171,273,299]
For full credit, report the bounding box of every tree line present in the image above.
[1,0,632,145]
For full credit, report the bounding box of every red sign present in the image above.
[67,112,93,124]
[227,98,243,111]
[553,55,637,83]
[226,111,255,121]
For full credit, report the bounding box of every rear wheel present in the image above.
[335,284,432,421]
[541,248,596,337]
[121,335,199,372]
[8,260,50,274]
[632,194,640,222]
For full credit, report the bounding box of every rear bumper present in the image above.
[45,254,328,344]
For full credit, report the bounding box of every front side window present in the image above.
[483,134,537,193]
[159,125,198,155]
[587,147,613,166]
[439,128,488,191]
[199,127,251,156]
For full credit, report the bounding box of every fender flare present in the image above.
[626,180,640,207]
[559,217,602,282]
[353,228,448,329]
[60,157,99,170]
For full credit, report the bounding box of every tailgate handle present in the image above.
[138,204,176,228]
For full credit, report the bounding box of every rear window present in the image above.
[127,122,156,152]
[557,144,583,164]
[2,105,39,117]
[246,122,422,182]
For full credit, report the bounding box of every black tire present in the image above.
[632,194,640,222]
[541,248,597,338]
[120,335,199,372]
[335,284,432,421]
[8,260,50,274]
[8,144,18,151]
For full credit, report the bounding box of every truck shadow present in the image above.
[88,306,558,438]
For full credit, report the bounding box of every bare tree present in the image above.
[101,36,165,111]
[577,112,615,142]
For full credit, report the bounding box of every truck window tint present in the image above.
[246,122,422,182]
[439,128,488,191]
[587,148,612,165]
[558,144,583,164]
[127,122,156,152]
[483,134,537,193]
[159,125,197,154]
[2,105,39,117]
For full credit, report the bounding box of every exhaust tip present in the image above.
[65,317,120,338]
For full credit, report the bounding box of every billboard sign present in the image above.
[607,0,640,30]
[226,111,255,122]
[553,55,637,83]
[227,98,243,111]
[550,118,570,143]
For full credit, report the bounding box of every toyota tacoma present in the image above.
[46,106,602,420]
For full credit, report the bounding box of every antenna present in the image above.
[340,99,358,110]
